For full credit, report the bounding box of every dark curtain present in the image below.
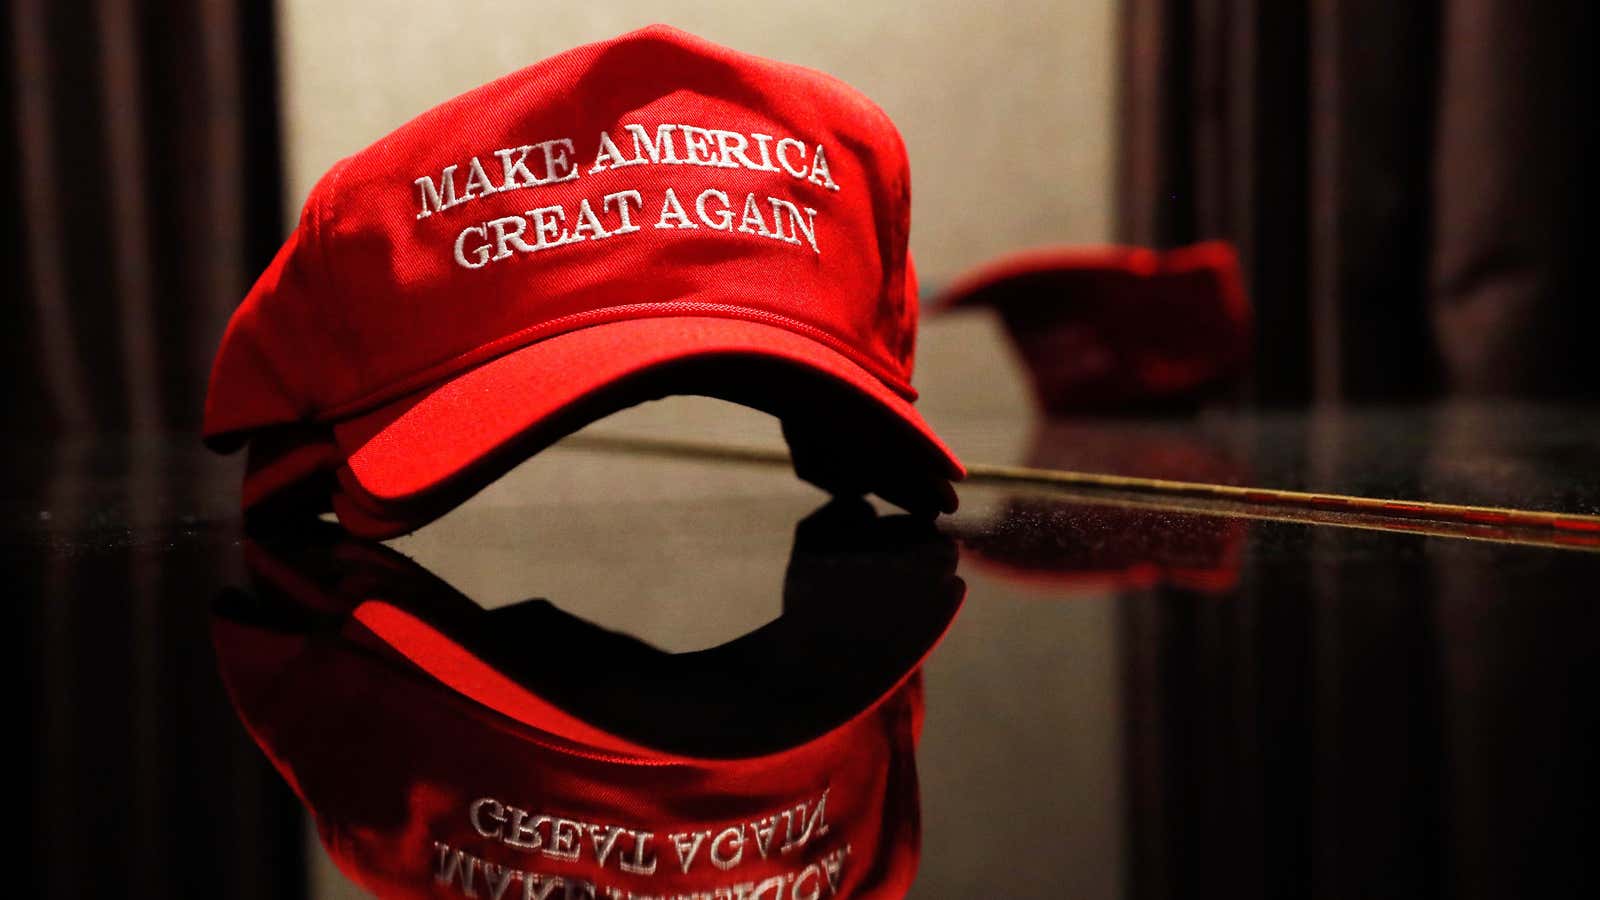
[1116,6,1598,897]
[6,2,304,897]
[1119,0,1596,405]
[1118,532,1598,900]
[4,0,284,431]
[13,439,307,899]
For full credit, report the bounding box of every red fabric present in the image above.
[241,426,341,511]
[215,612,925,899]
[203,25,962,534]
[938,241,1251,413]
[217,504,960,898]
[333,317,958,505]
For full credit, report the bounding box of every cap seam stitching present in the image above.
[309,156,366,403]
[316,303,918,422]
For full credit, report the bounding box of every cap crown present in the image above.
[205,25,919,444]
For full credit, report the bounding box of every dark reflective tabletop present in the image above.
[11,404,1598,899]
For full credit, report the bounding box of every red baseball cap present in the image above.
[938,241,1251,414]
[214,501,962,898]
[204,25,964,538]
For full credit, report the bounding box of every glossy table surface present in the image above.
[10,402,1597,899]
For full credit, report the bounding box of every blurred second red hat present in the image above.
[203,25,964,537]
[939,241,1251,413]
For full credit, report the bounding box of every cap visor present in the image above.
[331,316,963,531]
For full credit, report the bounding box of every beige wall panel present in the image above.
[278,0,1117,288]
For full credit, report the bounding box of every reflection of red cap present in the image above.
[215,503,962,897]
[203,25,962,538]
[956,422,1246,594]
[939,242,1250,413]
[959,499,1245,594]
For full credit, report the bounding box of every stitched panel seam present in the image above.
[317,302,918,422]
